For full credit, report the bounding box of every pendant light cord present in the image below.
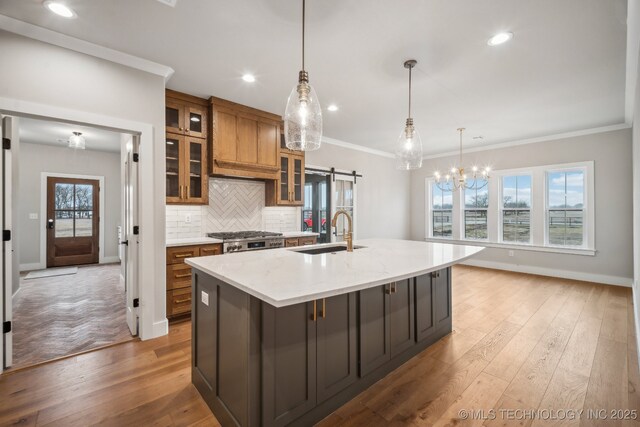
[459,129,463,166]
[302,0,305,71]
[408,65,412,119]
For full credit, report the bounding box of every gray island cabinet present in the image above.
[190,267,452,427]
[185,239,483,426]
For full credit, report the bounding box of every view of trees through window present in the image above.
[464,180,488,240]
[431,183,452,237]
[502,175,531,243]
[547,170,584,246]
[54,183,94,238]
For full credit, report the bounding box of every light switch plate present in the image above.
[185,214,192,224]
[29,213,38,220]
[201,291,209,306]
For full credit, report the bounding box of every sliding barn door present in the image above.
[1,116,13,369]
[330,175,357,243]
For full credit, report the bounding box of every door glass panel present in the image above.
[166,106,180,129]
[74,184,93,210]
[75,211,93,236]
[166,137,180,197]
[280,156,289,201]
[55,210,74,237]
[293,158,302,201]
[189,141,202,198]
[55,183,74,209]
[189,111,203,134]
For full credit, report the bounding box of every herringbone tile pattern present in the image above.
[12,263,133,369]
[205,178,264,231]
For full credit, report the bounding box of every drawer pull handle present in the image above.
[201,249,219,254]
[174,253,192,258]
[174,273,191,278]
[174,298,191,304]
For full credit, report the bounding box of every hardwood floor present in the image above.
[0,266,637,426]
[11,264,134,369]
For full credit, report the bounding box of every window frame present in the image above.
[499,173,533,245]
[427,180,453,239]
[544,166,588,249]
[462,179,489,241]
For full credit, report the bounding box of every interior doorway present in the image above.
[1,114,140,370]
[46,176,100,267]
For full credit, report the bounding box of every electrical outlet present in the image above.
[201,291,209,306]
[29,213,38,220]
[185,214,192,224]
[508,250,514,257]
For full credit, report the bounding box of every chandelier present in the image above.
[433,128,490,192]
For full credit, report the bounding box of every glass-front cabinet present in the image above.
[165,100,207,139]
[275,153,304,206]
[165,135,208,205]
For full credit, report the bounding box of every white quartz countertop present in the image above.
[281,231,320,238]
[186,239,484,307]
[166,237,223,247]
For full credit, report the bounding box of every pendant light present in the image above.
[284,0,323,151]
[395,60,423,170]
[68,131,86,150]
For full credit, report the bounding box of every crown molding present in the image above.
[421,123,631,160]
[322,136,394,159]
[0,14,175,82]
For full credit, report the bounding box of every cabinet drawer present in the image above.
[167,264,192,290]
[167,287,192,317]
[167,246,199,264]
[284,238,299,247]
[298,237,317,246]
[199,244,222,257]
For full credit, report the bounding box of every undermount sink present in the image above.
[292,244,365,255]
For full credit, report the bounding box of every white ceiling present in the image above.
[19,117,121,153]
[0,0,628,155]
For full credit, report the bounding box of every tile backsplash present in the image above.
[166,178,301,239]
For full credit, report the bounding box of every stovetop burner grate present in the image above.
[207,230,283,240]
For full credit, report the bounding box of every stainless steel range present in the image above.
[207,231,284,253]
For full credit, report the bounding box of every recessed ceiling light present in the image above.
[242,74,256,83]
[44,1,77,18]
[487,32,513,46]
[327,104,339,112]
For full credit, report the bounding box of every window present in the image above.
[431,183,453,237]
[547,170,584,246]
[463,179,488,240]
[501,175,531,243]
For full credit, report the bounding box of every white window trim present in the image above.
[499,172,533,245]
[461,180,489,241]
[424,161,595,256]
[426,180,454,239]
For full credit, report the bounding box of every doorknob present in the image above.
[120,240,129,246]
[47,219,54,229]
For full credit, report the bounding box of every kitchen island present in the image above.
[186,239,483,427]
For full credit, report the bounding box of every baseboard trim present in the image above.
[101,256,121,264]
[19,262,45,272]
[12,287,20,300]
[145,318,169,341]
[461,259,633,287]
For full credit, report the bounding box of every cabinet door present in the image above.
[415,274,436,342]
[389,279,415,357]
[166,101,184,135]
[166,134,183,203]
[257,121,278,168]
[184,137,208,204]
[358,285,390,376]
[435,268,452,328]
[236,116,258,164]
[214,108,238,162]
[262,302,317,427]
[316,293,358,403]
[185,105,207,139]
[279,155,291,204]
[291,155,304,205]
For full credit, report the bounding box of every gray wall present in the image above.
[306,142,411,240]
[410,128,633,283]
[18,142,121,267]
[633,40,640,355]
[0,30,167,338]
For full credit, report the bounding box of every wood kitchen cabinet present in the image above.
[284,236,317,247]
[209,96,280,180]
[166,243,222,320]
[166,90,209,205]
[265,152,305,206]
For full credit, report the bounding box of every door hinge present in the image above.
[133,298,140,308]
[133,226,139,235]
[133,153,139,162]
[2,138,10,150]
[2,230,10,241]
[2,321,11,333]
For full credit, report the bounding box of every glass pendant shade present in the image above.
[68,132,86,150]
[395,120,423,170]
[284,80,323,151]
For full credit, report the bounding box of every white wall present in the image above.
[632,29,640,365]
[18,142,121,268]
[411,128,633,285]
[305,142,411,240]
[0,30,167,339]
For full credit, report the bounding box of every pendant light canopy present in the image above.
[284,0,323,152]
[395,60,423,170]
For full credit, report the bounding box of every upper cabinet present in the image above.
[166,90,208,205]
[209,97,280,180]
[266,152,304,206]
